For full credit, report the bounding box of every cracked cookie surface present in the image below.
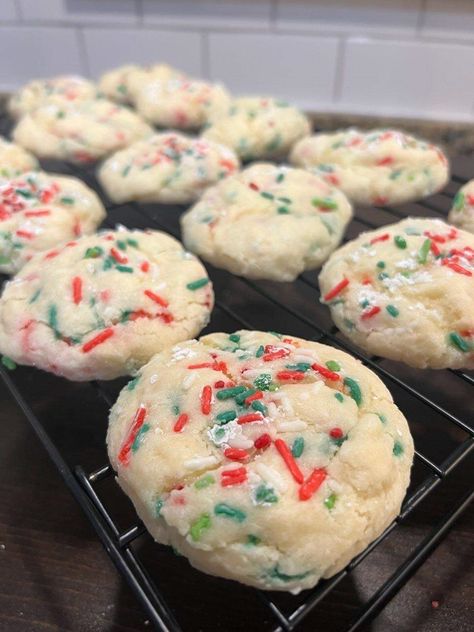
[0,228,213,380]
[107,330,413,592]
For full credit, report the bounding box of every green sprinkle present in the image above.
[324,493,337,510]
[378,272,389,281]
[102,256,114,270]
[291,437,305,458]
[15,188,33,198]
[386,304,399,317]
[277,206,290,214]
[187,278,209,291]
[260,191,274,200]
[132,423,150,452]
[190,513,211,541]
[84,246,103,259]
[29,288,41,304]
[255,484,278,505]
[312,196,338,210]
[214,503,247,523]
[276,173,285,183]
[116,265,133,273]
[127,238,139,248]
[453,191,464,211]
[172,404,180,415]
[155,498,164,517]
[343,377,362,407]
[229,333,240,343]
[48,304,59,337]
[122,165,131,177]
[255,345,264,358]
[254,373,272,391]
[376,261,385,269]
[418,239,431,264]
[215,410,237,424]
[60,196,74,205]
[126,376,140,391]
[116,240,127,251]
[194,474,215,489]
[268,565,310,583]
[393,440,404,457]
[360,299,370,309]
[389,169,403,180]
[235,388,256,405]
[278,196,292,204]
[448,332,470,352]
[246,534,261,546]
[285,362,311,372]
[378,413,387,424]
[394,235,407,249]
[251,401,267,414]
[1,356,16,370]
[216,385,246,400]
[117,83,127,94]
[326,360,340,372]
[335,392,344,403]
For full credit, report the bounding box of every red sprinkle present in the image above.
[441,260,472,276]
[224,448,249,461]
[221,467,247,486]
[361,305,381,320]
[376,156,393,166]
[200,385,212,415]
[237,412,263,425]
[245,390,263,405]
[249,182,259,191]
[72,276,82,305]
[188,361,228,373]
[82,328,114,353]
[323,277,349,302]
[274,438,304,484]
[329,427,344,439]
[362,277,372,285]
[430,241,441,257]
[110,247,128,264]
[140,261,150,272]
[254,433,272,450]
[144,289,168,307]
[16,229,34,239]
[262,345,290,362]
[173,413,189,433]
[118,405,147,466]
[311,363,340,381]
[44,249,59,260]
[276,370,306,382]
[299,468,327,501]
[214,380,225,388]
[24,210,51,217]
[370,233,390,244]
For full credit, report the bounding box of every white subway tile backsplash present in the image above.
[340,38,474,120]
[0,0,19,21]
[0,26,84,90]
[82,28,203,78]
[276,0,422,34]
[142,0,271,30]
[208,32,339,109]
[18,0,139,24]
[422,0,474,40]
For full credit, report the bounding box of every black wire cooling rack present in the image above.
[0,108,473,631]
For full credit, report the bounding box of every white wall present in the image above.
[1,0,473,122]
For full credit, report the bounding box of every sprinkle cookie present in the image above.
[107,330,413,592]
[98,132,239,204]
[0,137,38,178]
[0,171,105,274]
[181,163,352,281]
[0,229,213,380]
[449,180,474,233]
[131,72,231,130]
[290,129,449,206]
[8,75,97,119]
[203,97,311,161]
[12,99,153,164]
[319,218,474,369]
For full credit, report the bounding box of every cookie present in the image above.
[319,218,474,369]
[449,180,474,233]
[203,97,311,161]
[107,330,413,593]
[181,163,352,281]
[8,75,97,119]
[131,72,231,130]
[0,171,105,274]
[98,64,142,104]
[290,129,449,206]
[97,132,239,204]
[0,229,213,380]
[0,137,38,178]
[12,99,153,163]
